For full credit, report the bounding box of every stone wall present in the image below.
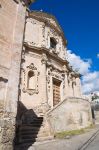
[47,97,92,134]
[0,0,27,149]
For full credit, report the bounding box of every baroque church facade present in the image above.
[0,1,92,149]
[21,11,82,113]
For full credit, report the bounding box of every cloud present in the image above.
[97,53,99,58]
[66,50,99,94]
[81,72,99,94]
[66,50,92,75]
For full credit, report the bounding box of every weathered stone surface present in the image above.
[0,0,27,149]
[47,97,92,133]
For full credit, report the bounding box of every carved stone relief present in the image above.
[22,63,40,95]
[46,69,51,93]
[41,24,45,47]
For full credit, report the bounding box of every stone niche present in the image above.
[0,77,8,117]
[22,63,40,95]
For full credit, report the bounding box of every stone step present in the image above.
[18,138,36,144]
[21,122,43,126]
[19,130,39,135]
[36,135,53,142]
[15,143,34,150]
[20,135,37,139]
[19,125,43,130]
[27,117,43,120]
[19,134,53,144]
[19,132,50,139]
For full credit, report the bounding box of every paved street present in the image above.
[28,125,99,150]
[84,132,99,150]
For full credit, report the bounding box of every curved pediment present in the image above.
[29,11,62,32]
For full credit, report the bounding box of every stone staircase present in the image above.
[15,117,43,149]
[19,117,43,143]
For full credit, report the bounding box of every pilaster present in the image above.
[41,53,49,113]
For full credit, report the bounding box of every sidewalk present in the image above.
[29,125,99,150]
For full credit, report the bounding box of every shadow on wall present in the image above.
[14,101,43,150]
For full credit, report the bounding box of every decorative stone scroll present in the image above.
[22,63,40,95]
[41,53,48,64]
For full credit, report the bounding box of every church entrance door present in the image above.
[53,79,61,106]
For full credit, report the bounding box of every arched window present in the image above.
[27,71,35,89]
[50,37,57,49]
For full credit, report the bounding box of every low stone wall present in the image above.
[47,97,92,134]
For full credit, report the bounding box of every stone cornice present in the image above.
[46,62,64,73]
[71,71,81,78]
[24,42,69,66]
[24,43,81,79]
[28,12,67,46]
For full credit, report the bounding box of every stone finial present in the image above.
[23,0,35,5]
[14,0,35,5]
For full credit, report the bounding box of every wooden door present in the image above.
[53,79,61,106]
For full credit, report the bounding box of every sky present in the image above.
[30,0,99,95]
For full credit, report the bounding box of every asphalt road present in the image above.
[25,125,99,150]
[85,132,99,150]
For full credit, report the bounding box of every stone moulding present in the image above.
[24,43,69,66]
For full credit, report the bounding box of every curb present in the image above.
[77,129,99,150]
